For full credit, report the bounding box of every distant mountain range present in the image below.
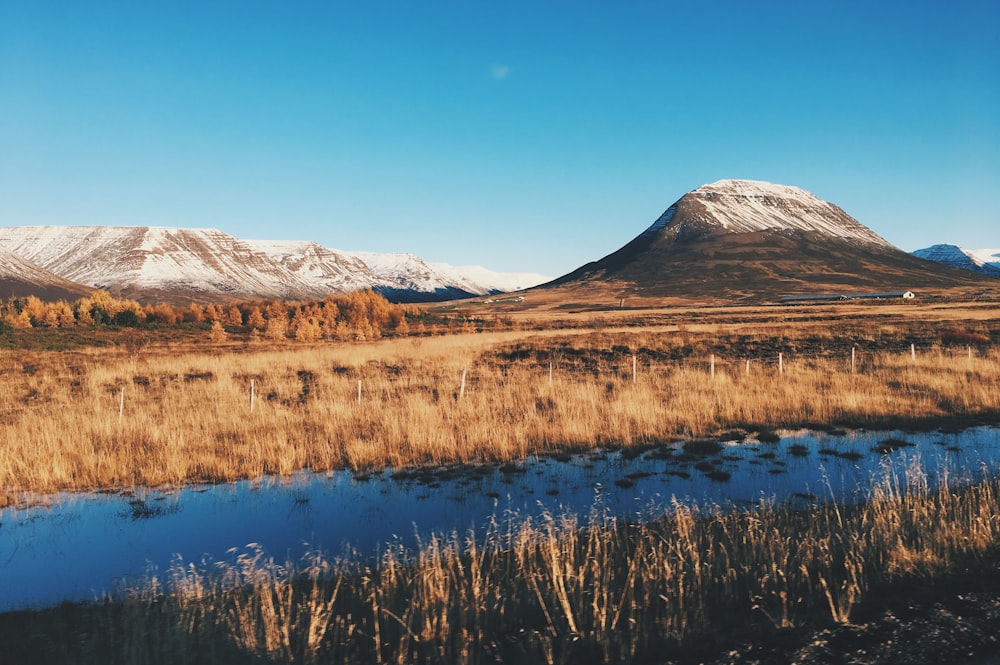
[910,244,1000,278]
[1,181,994,306]
[0,226,552,303]
[541,179,994,302]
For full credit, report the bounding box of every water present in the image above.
[2,425,999,610]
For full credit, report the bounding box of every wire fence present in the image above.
[0,342,993,419]
[487,342,990,377]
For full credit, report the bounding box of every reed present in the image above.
[1,328,998,503]
[4,463,998,664]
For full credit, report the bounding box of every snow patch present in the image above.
[684,180,896,248]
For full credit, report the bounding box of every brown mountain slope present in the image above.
[0,246,93,302]
[541,180,994,303]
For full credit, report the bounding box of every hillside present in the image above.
[0,245,92,302]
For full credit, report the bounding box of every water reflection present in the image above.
[2,425,999,610]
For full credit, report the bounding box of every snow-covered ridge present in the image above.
[427,263,552,293]
[0,226,545,302]
[344,250,458,293]
[0,226,318,298]
[242,239,377,293]
[675,179,896,248]
[341,251,552,295]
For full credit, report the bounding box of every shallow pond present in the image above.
[2,425,1000,610]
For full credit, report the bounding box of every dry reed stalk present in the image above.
[21,464,985,664]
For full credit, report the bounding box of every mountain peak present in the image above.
[695,179,817,199]
[646,179,896,249]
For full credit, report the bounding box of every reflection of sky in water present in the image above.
[2,426,999,610]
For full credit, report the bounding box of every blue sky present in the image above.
[1,1,997,276]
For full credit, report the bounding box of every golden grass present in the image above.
[2,321,999,504]
[4,462,998,664]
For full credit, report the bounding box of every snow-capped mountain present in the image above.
[346,251,468,293]
[638,180,895,248]
[911,244,1000,277]
[340,251,547,302]
[242,240,381,294]
[0,226,543,303]
[427,263,552,294]
[0,226,323,300]
[245,242,541,301]
[546,179,988,300]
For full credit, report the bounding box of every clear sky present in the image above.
[1,1,997,276]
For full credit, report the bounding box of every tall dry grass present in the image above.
[1,329,999,503]
[5,463,998,664]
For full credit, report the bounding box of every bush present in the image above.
[91,306,111,325]
[111,309,140,328]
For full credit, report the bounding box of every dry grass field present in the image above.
[1,300,999,505]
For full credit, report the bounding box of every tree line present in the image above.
[0,289,418,341]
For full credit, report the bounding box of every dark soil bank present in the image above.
[665,569,1000,665]
[2,564,999,664]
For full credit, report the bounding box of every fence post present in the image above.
[118,386,125,422]
[632,354,637,384]
[778,353,783,375]
[357,380,362,404]
[745,358,750,376]
[911,343,916,362]
[548,361,553,387]
[851,346,856,374]
[460,367,467,398]
[710,354,715,379]
[250,378,255,413]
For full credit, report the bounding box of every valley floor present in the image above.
[1,299,999,663]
